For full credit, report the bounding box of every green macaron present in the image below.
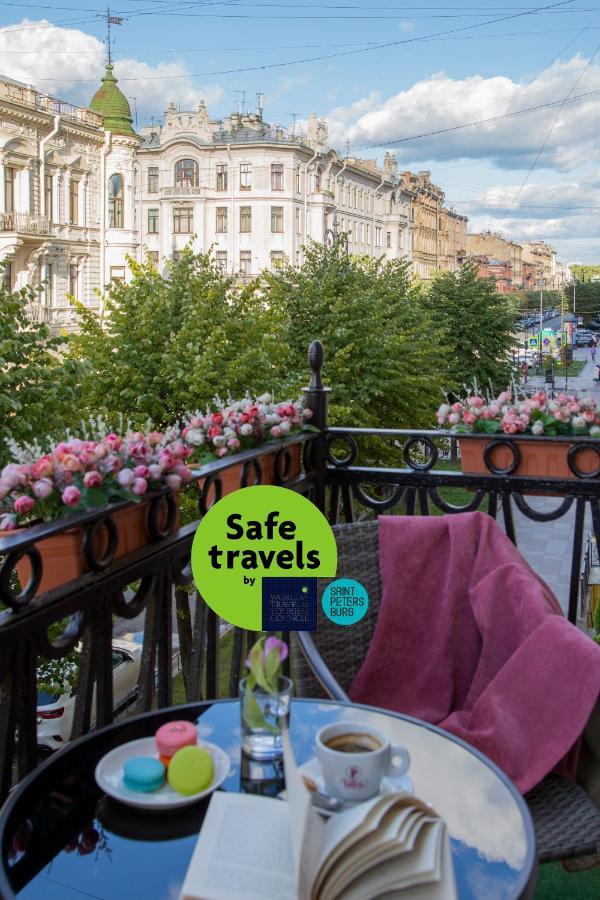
[167,745,214,796]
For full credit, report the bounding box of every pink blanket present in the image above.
[349,511,600,793]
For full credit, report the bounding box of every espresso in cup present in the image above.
[316,721,411,802]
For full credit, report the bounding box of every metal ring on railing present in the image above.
[326,432,358,467]
[351,482,404,511]
[274,447,293,484]
[567,443,600,479]
[402,436,439,471]
[0,546,43,610]
[512,493,574,521]
[148,493,178,541]
[199,475,222,515]
[241,459,262,487]
[112,573,158,619]
[427,486,487,515]
[482,438,521,476]
[82,515,119,571]
[38,610,87,658]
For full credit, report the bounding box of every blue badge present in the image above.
[321,578,369,626]
[262,577,317,631]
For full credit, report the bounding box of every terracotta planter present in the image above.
[459,437,600,480]
[1,493,179,597]
[197,443,302,508]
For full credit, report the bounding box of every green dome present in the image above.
[89,63,136,136]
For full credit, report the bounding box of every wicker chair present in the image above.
[291,520,600,863]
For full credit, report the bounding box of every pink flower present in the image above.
[61,454,82,473]
[61,486,81,507]
[264,636,288,662]
[448,413,461,426]
[462,411,476,426]
[0,514,17,531]
[14,495,35,516]
[451,402,463,413]
[31,455,53,480]
[159,450,175,470]
[132,477,148,496]
[215,447,229,458]
[134,465,149,478]
[0,478,12,499]
[166,473,182,490]
[83,471,102,489]
[174,464,193,484]
[148,464,163,480]
[104,433,122,451]
[32,479,53,500]
[270,426,282,438]
[302,408,313,419]
[227,437,241,451]
[117,469,135,487]
[1,464,27,489]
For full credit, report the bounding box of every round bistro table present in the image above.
[0,699,536,899]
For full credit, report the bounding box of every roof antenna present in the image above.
[100,6,123,66]
[235,89,246,115]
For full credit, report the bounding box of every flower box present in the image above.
[196,443,302,507]
[459,438,600,480]
[2,494,178,597]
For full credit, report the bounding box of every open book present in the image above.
[179,729,456,900]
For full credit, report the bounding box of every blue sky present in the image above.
[2,1,600,261]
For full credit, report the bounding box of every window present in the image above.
[216,206,228,233]
[216,163,228,192]
[173,206,193,233]
[271,163,283,191]
[108,173,123,228]
[239,250,251,274]
[271,206,283,233]
[240,206,252,233]
[149,251,159,266]
[44,173,53,222]
[174,158,199,188]
[386,231,391,249]
[353,187,357,209]
[43,263,53,304]
[270,251,284,270]
[147,166,159,193]
[2,261,12,291]
[110,266,125,282]
[4,167,15,214]
[147,208,159,233]
[375,226,382,248]
[69,263,78,298]
[216,251,227,272]
[366,223,370,244]
[295,165,301,193]
[360,222,364,244]
[295,207,301,234]
[346,186,350,206]
[69,180,79,225]
[240,162,251,190]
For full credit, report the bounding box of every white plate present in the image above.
[298,757,413,818]
[95,737,231,810]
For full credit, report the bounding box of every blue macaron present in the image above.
[123,756,165,793]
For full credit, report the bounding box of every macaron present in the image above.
[168,745,214,796]
[123,756,165,793]
[155,720,197,759]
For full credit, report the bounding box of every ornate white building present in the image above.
[0,66,432,330]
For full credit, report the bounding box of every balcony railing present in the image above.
[161,185,203,197]
[0,341,599,803]
[0,213,50,234]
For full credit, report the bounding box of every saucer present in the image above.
[95,737,231,810]
[298,757,413,818]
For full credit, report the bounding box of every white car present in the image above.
[36,638,142,752]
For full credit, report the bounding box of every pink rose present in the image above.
[14,495,35,516]
[270,426,282,438]
[175,464,193,484]
[83,471,102,489]
[132,477,148,496]
[31,455,53,480]
[166,473,182,490]
[134,465,149,478]
[1,464,27,489]
[117,469,135,487]
[462,411,476,426]
[148,464,163,480]
[104,434,122,451]
[227,437,241,451]
[448,413,461,426]
[61,486,81,507]
[0,478,12,499]
[302,408,313,419]
[451,402,463,413]
[61,454,82,473]
[215,447,229,458]
[32,479,53,500]
[159,450,175,470]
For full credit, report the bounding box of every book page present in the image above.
[179,792,296,900]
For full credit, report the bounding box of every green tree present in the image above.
[564,281,600,322]
[264,240,446,430]
[0,277,80,463]
[424,261,517,394]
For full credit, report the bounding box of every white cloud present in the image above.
[326,55,600,172]
[0,19,223,119]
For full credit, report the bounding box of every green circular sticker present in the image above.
[191,485,338,630]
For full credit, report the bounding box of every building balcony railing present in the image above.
[0,212,50,235]
[161,185,204,197]
[0,341,599,805]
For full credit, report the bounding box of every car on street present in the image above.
[36,638,142,752]
[574,331,596,347]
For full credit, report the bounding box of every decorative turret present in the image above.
[89,63,136,136]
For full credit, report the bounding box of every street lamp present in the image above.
[324,213,348,260]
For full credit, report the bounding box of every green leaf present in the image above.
[248,639,271,693]
[264,648,281,691]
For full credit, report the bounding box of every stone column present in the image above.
[0,153,5,214]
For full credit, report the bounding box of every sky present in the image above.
[1,1,600,263]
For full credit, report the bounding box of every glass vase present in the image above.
[239,675,292,760]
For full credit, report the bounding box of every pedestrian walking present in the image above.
[591,341,597,363]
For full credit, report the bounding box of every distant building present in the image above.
[467,254,513,294]
[521,240,556,291]
[467,232,523,289]
[522,261,537,293]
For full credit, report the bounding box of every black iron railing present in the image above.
[0,340,599,804]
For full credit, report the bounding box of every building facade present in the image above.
[521,240,556,291]
[397,171,466,279]
[467,254,513,293]
[466,232,523,290]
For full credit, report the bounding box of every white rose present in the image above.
[531,420,544,435]
[185,428,205,446]
[240,424,253,436]
[572,416,586,430]
[212,435,227,448]
[257,392,272,404]
[279,420,291,433]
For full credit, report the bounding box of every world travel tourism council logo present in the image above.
[191,485,338,631]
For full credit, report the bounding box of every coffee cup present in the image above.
[315,721,410,802]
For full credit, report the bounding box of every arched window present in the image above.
[175,158,199,188]
[108,173,123,228]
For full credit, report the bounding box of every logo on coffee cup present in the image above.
[342,765,368,790]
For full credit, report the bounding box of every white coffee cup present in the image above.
[315,721,411,802]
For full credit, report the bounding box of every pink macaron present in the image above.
[155,720,197,758]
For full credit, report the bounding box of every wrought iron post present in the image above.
[303,340,330,512]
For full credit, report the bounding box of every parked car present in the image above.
[574,332,595,347]
[36,638,142,752]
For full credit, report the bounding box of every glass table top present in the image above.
[0,699,535,900]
